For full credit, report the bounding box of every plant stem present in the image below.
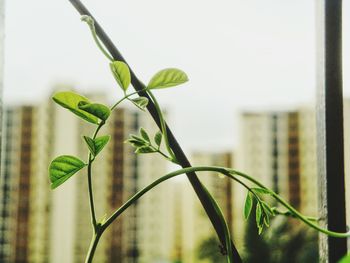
[69,2,242,260]
[110,88,148,111]
[101,166,350,239]
[229,169,350,238]
[202,185,233,263]
[147,91,178,163]
[86,121,106,232]
[82,17,113,62]
[85,232,102,263]
[87,154,97,230]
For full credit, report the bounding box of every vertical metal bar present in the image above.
[316,0,347,262]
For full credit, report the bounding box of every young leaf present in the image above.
[130,97,149,111]
[49,155,86,189]
[78,101,111,121]
[52,92,98,124]
[147,68,188,89]
[110,61,131,91]
[256,202,263,232]
[140,128,150,142]
[261,201,274,216]
[94,135,111,156]
[83,135,110,157]
[263,213,270,227]
[83,136,96,155]
[126,138,146,148]
[252,187,271,195]
[135,146,156,154]
[154,131,162,147]
[243,192,253,220]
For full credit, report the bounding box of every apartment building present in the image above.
[234,108,320,248]
[0,90,174,263]
[175,152,234,263]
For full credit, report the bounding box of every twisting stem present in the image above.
[87,154,97,230]
[101,166,350,239]
[110,88,148,111]
[202,184,233,262]
[147,91,178,163]
[81,15,113,62]
[229,169,350,238]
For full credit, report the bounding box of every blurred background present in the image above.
[0,0,350,262]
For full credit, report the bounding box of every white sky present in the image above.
[3,0,350,151]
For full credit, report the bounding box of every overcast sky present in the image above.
[3,1,350,151]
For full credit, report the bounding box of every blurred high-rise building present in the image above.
[234,108,319,248]
[0,103,53,263]
[0,90,174,263]
[173,152,234,263]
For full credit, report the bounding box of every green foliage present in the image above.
[243,188,274,235]
[78,101,111,121]
[154,131,162,148]
[197,236,226,263]
[126,128,165,156]
[243,199,271,263]
[256,203,263,234]
[52,91,99,124]
[251,187,271,195]
[140,128,150,142]
[130,97,149,111]
[49,155,86,189]
[83,135,111,157]
[135,146,157,154]
[340,254,350,263]
[110,61,131,92]
[148,68,188,89]
[267,219,319,263]
[244,192,253,220]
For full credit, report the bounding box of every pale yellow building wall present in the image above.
[135,113,172,263]
[298,106,318,217]
[49,98,80,263]
[179,152,233,263]
[28,102,52,263]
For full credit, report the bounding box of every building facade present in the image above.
[175,152,234,263]
[0,91,174,263]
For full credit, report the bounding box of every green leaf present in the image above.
[52,92,98,124]
[140,128,150,142]
[339,254,350,263]
[154,131,162,147]
[252,187,271,195]
[135,146,156,154]
[126,138,146,148]
[110,61,131,91]
[83,135,110,157]
[83,136,96,154]
[263,214,270,227]
[94,136,110,156]
[130,134,144,142]
[244,192,253,220]
[261,201,274,216]
[78,101,111,121]
[49,155,86,189]
[256,203,263,233]
[130,97,149,111]
[148,68,188,89]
